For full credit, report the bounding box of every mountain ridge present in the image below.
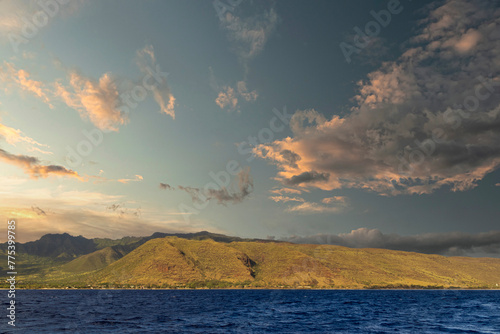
[2,233,499,289]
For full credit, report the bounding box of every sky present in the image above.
[0,0,499,256]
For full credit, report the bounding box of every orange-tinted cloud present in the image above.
[0,148,82,180]
[0,61,53,107]
[54,71,128,132]
[216,86,238,110]
[254,0,500,195]
[269,195,305,203]
[0,121,52,155]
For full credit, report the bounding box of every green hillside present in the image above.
[11,236,500,289]
[60,246,127,273]
[91,237,255,287]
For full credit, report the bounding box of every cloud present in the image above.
[52,45,172,130]
[269,188,303,195]
[0,61,53,107]
[31,205,46,216]
[0,0,86,41]
[221,8,278,66]
[321,196,348,205]
[106,203,141,217]
[136,45,175,119]
[117,174,143,184]
[254,0,500,195]
[159,183,174,190]
[177,168,253,205]
[0,186,209,242]
[0,205,207,243]
[0,147,82,180]
[269,195,305,203]
[286,228,500,257]
[215,80,258,112]
[0,121,51,154]
[284,171,330,187]
[215,86,238,110]
[236,81,258,102]
[286,196,348,214]
[54,71,128,132]
[90,173,144,185]
[353,36,391,66]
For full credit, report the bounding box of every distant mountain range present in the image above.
[2,232,500,289]
[2,231,272,260]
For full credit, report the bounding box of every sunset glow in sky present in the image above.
[1,0,499,255]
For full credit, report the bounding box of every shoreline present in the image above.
[1,287,500,291]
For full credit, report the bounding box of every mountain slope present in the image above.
[18,233,97,259]
[93,237,255,286]
[85,238,500,289]
[60,246,127,273]
[9,236,500,289]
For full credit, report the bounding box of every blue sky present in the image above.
[0,0,499,255]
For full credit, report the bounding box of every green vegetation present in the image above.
[2,233,500,289]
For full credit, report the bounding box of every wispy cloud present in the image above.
[321,196,347,205]
[0,61,53,107]
[31,205,46,216]
[286,228,500,257]
[213,4,276,111]
[176,168,253,205]
[0,121,52,155]
[269,188,303,195]
[117,174,143,184]
[213,77,258,112]
[106,203,141,217]
[269,195,305,203]
[159,183,174,190]
[215,85,238,111]
[254,0,500,195]
[136,45,175,119]
[0,148,82,180]
[286,196,348,214]
[0,0,86,55]
[54,71,128,132]
[220,7,278,68]
[0,205,205,243]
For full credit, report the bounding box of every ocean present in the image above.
[3,290,500,333]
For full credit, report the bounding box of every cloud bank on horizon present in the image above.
[286,228,500,257]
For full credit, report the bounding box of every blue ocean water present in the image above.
[2,290,499,333]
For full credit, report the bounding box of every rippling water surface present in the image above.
[3,290,500,333]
